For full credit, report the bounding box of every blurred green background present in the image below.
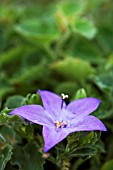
[0,0,113,169]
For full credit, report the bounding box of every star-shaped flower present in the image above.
[9,90,107,152]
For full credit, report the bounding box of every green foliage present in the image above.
[0,0,113,169]
[14,17,59,45]
[101,160,113,170]
[0,113,24,126]
[65,131,102,159]
[58,1,85,17]
[0,144,13,170]
[0,125,21,144]
[73,18,97,39]
[11,143,45,170]
[5,95,25,109]
[0,46,25,67]
[9,62,48,84]
[74,88,87,100]
[55,81,78,97]
[51,58,95,82]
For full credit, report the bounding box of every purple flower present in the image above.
[9,90,107,152]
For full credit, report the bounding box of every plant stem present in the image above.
[44,44,54,60]
[61,160,70,170]
[55,30,71,58]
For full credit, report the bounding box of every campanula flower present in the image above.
[9,90,107,152]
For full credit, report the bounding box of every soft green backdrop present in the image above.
[0,0,113,169]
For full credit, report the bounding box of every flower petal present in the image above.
[60,108,75,122]
[43,126,69,152]
[38,90,66,119]
[9,105,53,126]
[67,97,101,118]
[68,115,107,133]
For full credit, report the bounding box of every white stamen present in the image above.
[61,93,69,100]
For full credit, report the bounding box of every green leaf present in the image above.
[63,35,102,64]
[0,46,25,67]
[14,17,59,45]
[51,58,95,82]
[90,73,113,92]
[64,131,101,160]
[5,95,25,109]
[101,160,113,170]
[22,93,41,105]
[0,113,24,126]
[93,110,113,120]
[0,144,13,170]
[11,143,45,170]
[74,88,87,100]
[0,111,33,142]
[68,147,97,158]
[59,1,85,16]
[0,125,21,145]
[9,61,49,84]
[67,131,100,148]
[73,18,97,39]
[109,54,113,65]
[95,140,106,153]
[56,1,85,28]
[14,123,34,142]
[0,5,24,24]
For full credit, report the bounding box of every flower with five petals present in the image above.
[10,90,107,152]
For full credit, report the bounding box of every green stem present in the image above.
[44,44,54,60]
[61,160,70,170]
[47,156,58,166]
[55,30,71,58]
[47,156,62,169]
[72,157,89,170]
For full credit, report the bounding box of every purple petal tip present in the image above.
[43,147,49,153]
[102,125,107,131]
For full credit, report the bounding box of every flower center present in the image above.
[54,120,67,129]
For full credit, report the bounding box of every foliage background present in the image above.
[0,0,113,169]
